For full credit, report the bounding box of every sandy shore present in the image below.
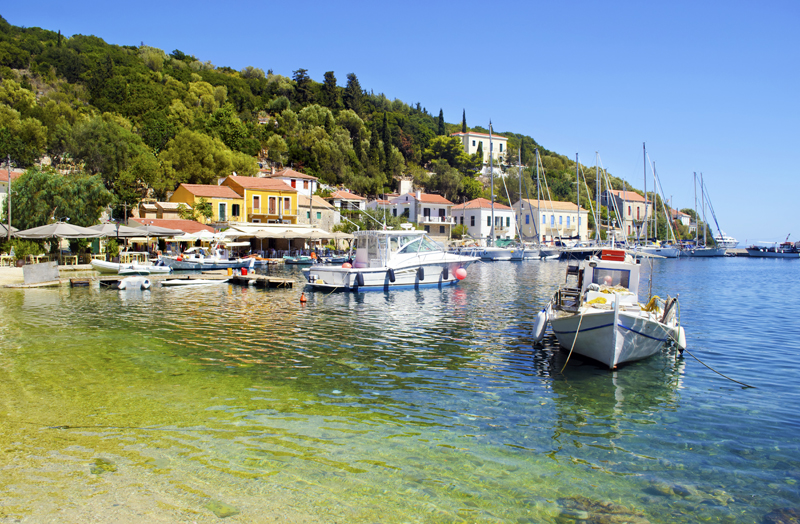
[0,266,24,286]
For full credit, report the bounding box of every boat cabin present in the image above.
[559,249,641,311]
[351,230,443,268]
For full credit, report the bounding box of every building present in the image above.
[451,198,515,245]
[327,190,367,212]
[450,131,507,164]
[221,175,298,224]
[388,191,456,240]
[127,218,215,235]
[261,168,319,198]
[0,168,23,220]
[670,208,692,228]
[602,190,653,238]
[169,183,244,224]
[297,194,337,232]
[134,201,185,220]
[513,199,589,243]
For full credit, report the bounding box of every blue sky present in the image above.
[4,1,798,243]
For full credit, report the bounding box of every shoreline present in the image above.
[0,266,24,286]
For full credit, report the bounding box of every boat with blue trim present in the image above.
[302,227,478,291]
[533,249,686,368]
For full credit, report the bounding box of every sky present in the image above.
[4,1,798,243]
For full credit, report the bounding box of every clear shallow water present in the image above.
[0,258,798,522]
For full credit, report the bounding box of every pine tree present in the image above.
[461,109,466,133]
[344,73,362,115]
[382,112,391,171]
[437,109,445,136]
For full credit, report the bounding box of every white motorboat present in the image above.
[161,277,230,286]
[159,246,255,271]
[510,244,539,260]
[638,243,680,258]
[714,232,739,249]
[480,246,513,261]
[533,249,686,369]
[679,246,727,257]
[91,259,172,274]
[302,229,479,291]
[116,276,151,290]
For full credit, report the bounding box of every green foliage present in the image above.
[105,237,120,258]
[452,224,468,239]
[2,238,43,261]
[6,166,112,229]
[177,197,211,221]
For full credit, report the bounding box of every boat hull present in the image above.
[680,247,727,257]
[639,247,680,258]
[91,259,172,274]
[302,258,477,291]
[480,247,513,261]
[745,248,800,258]
[549,309,675,368]
[160,257,254,270]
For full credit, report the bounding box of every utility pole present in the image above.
[6,155,10,242]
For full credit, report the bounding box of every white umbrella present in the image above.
[14,222,105,239]
[88,223,144,238]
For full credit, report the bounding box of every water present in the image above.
[1,258,798,522]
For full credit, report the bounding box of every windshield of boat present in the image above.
[397,235,440,254]
[592,268,631,289]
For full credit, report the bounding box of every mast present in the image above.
[653,161,657,242]
[595,152,600,242]
[518,147,522,240]
[5,155,10,241]
[489,121,495,247]
[693,172,698,245]
[575,153,579,240]
[643,142,647,243]
[536,148,541,245]
[701,172,706,246]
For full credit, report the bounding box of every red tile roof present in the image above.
[456,197,512,211]
[0,169,24,183]
[607,189,647,203]
[330,190,366,200]
[413,193,454,205]
[178,184,242,199]
[269,168,318,181]
[518,199,587,212]
[225,175,296,192]
[130,219,214,234]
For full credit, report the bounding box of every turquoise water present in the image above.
[0,258,798,522]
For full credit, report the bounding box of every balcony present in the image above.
[420,215,455,225]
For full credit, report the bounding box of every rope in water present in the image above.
[682,348,756,389]
[560,308,585,374]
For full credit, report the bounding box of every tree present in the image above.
[437,109,445,136]
[177,197,212,222]
[4,167,112,229]
[423,135,479,174]
[292,68,313,105]
[461,109,466,133]
[344,73,362,115]
[429,159,462,202]
[240,66,265,79]
[265,134,288,165]
[159,129,256,186]
[321,71,341,109]
[475,141,484,164]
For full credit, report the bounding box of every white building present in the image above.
[451,198,516,245]
[327,190,367,212]
[450,131,508,164]
[387,191,456,240]
[602,190,653,239]
[513,199,589,243]
[0,168,23,226]
[261,168,319,198]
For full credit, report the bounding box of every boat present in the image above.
[115,276,151,290]
[91,259,173,275]
[746,238,800,258]
[714,232,739,249]
[161,277,230,286]
[283,254,316,265]
[533,248,686,369]
[159,246,256,271]
[637,242,681,259]
[479,246,513,261]
[301,228,479,291]
[681,173,726,257]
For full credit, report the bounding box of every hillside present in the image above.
[0,15,631,222]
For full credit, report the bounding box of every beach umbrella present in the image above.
[88,222,145,238]
[254,229,285,239]
[134,224,185,236]
[0,224,17,236]
[14,222,105,239]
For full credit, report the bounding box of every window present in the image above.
[499,143,503,152]
[232,204,240,218]
[439,209,445,218]
[284,197,291,212]
[471,216,475,227]
[566,216,570,227]
[487,216,491,227]
[424,226,430,233]
[578,217,581,225]
[525,214,529,225]
[636,207,640,220]
[551,215,555,226]
[423,207,431,218]
[542,214,546,224]
[306,211,310,219]
[218,202,227,221]
[439,226,445,234]
[303,181,308,189]
[253,195,261,212]
[506,217,510,227]
[392,209,397,217]
[628,205,631,216]
[472,140,476,146]
[460,216,464,225]
[559,216,563,225]
[628,225,631,234]
[268,196,276,214]
[290,179,296,188]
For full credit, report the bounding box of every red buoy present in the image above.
[300,292,308,303]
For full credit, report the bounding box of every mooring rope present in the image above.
[682,348,756,389]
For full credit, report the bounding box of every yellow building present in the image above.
[221,175,298,224]
[169,184,244,224]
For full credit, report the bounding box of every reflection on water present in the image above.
[0,259,798,522]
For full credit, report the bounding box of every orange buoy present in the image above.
[300,292,308,303]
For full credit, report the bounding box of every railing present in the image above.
[420,215,455,224]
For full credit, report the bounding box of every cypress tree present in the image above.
[461,109,466,133]
[382,112,391,170]
[476,141,484,163]
[437,109,445,136]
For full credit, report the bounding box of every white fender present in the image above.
[533,307,548,343]
[141,279,151,290]
[117,279,127,290]
[673,325,686,350]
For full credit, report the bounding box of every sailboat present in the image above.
[638,149,680,258]
[680,173,726,257]
[480,121,514,261]
[510,148,539,260]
